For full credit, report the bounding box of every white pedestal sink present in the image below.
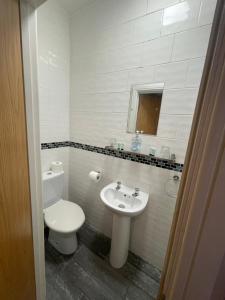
[100,182,149,268]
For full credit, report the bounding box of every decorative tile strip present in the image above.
[41,141,183,172]
[41,141,70,150]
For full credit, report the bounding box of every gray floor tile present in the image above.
[45,240,71,272]
[46,258,86,300]
[125,285,155,300]
[45,241,159,300]
[128,252,161,283]
[78,224,111,258]
[118,262,159,299]
[62,259,122,300]
[73,244,129,298]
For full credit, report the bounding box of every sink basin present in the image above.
[100,182,149,268]
[100,182,149,217]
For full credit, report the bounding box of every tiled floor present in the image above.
[45,241,160,300]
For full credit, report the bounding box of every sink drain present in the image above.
[118,204,126,209]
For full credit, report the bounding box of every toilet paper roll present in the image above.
[51,161,63,173]
[89,171,102,182]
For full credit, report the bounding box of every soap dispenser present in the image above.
[131,131,143,152]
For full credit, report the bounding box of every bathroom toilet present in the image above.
[42,170,85,254]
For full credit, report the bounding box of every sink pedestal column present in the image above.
[110,214,131,268]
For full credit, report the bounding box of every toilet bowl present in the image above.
[42,170,85,254]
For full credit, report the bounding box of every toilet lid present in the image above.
[44,199,85,234]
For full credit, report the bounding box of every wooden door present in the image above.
[0,0,36,299]
[136,94,162,135]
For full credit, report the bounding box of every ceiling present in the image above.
[59,0,94,13]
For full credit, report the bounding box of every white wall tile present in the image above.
[157,114,193,140]
[110,0,148,23]
[141,35,174,66]
[186,57,205,87]
[198,0,217,26]
[172,25,212,61]
[99,23,134,52]
[37,0,70,144]
[161,88,198,114]
[153,61,188,88]
[132,11,163,43]
[161,0,201,35]
[147,0,179,13]
[70,111,128,147]
[94,71,129,93]
[70,73,95,94]
[71,92,130,113]
[106,45,142,73]
[128,66,155,86]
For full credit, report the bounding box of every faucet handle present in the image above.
[116,181,121,190]
[133,187,140,197]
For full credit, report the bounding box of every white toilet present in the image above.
[42,170,85,254]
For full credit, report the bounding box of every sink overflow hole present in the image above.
[118,204,126,209]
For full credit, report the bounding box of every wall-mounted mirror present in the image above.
[127,83,164,135]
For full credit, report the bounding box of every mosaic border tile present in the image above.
[41,141,70,150]
[41,141,183,172]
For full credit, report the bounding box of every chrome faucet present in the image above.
[132,187,140,197]
[116,181,121,190]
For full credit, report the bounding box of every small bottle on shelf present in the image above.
[131,131,143,152]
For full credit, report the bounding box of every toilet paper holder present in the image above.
[88,170,103,182]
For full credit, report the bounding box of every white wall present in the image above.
[37,0,70,144]
[69,0,216,269]
[70,0,216,163]
[37,0,70,197]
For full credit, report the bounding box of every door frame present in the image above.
[20,1,46,300]
[21,0,225,299]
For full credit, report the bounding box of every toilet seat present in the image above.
[44,199,85,234]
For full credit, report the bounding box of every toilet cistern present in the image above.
[100,182,149,268]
